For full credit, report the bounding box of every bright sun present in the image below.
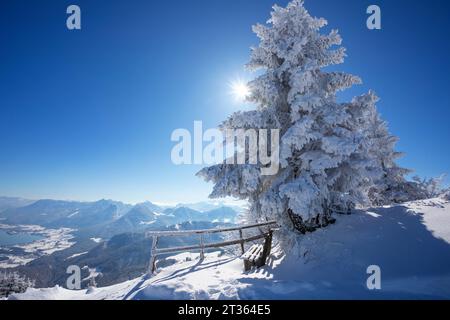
[230,80,250,102]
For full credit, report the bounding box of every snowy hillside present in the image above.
[9,198,450,300]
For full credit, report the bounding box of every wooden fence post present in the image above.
[149,235,158,275]
[199,234,205,260]
[262,229,273,264]
[239,229,245,254]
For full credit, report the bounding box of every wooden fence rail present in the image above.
[146,220,278,274]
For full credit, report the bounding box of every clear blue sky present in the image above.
[0,0,449,204]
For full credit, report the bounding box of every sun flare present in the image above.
[230,80,250,102]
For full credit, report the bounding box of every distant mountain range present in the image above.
[0,196,245,288]
[0,197,244,237]
[0,197,36,213]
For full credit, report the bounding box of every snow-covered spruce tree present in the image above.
[350,92,412,206]
[410,174,448,200]
[0,271,35,298]
[197,1,405,246]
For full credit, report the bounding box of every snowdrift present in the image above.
[9,198,450,300]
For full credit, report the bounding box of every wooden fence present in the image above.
[146,220,278,274]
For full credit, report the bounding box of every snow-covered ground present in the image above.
[90,237,103,244]
[9,198,450,300]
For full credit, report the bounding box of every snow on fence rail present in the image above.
[146,221,278,274]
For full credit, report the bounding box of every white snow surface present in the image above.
[9,198,450,300]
